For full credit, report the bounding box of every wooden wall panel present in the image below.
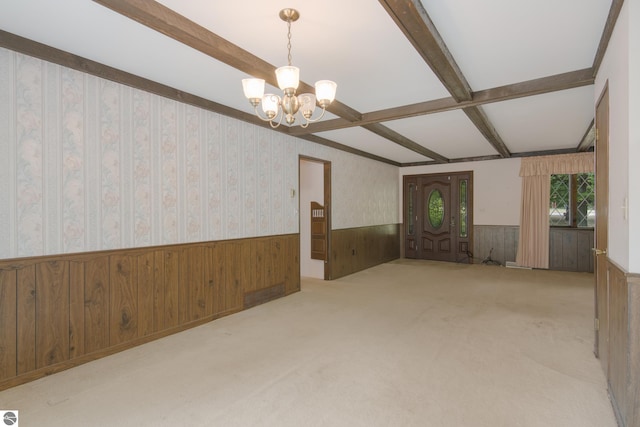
[577,231,595,273]
[180,246,205,322]
[205,243,226,316]
[269,238,285,288]
[331,224,400,280]
[473,225,518,265]
[16,267,36,375]
[628,276,640,427]
[137,252,155,337]
[252,239,266,293]
[35,261,70,368]
[284,235,300,295]
[109,255,138,346]
[152,251,166,333]
[69,262,85,359]
[225,241,251,312]
[162,250,180,330]
[0,270,17,381]
[84,256,110,354]
[473,226,592,272]
[608,261,628,417]
[0,234,299,390]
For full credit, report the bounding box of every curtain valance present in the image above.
[519,153,594,177]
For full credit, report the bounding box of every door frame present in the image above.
[403,171,474,263]
[299,155,332,280]
[594,83,610,366]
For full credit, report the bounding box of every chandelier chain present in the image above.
[286,19,292,66]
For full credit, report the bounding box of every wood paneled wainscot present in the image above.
[606,260,640,427]
[0,234,299,390]
[331,224,400,279]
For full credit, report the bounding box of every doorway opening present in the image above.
[403,171,473,263]
[299,156,332,279]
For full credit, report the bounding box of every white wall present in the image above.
[594,1,638,272]
[300,160,324,279]
[0,47,399,259]
[400,157,522,226]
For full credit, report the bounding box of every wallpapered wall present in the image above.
[0,48,399,259]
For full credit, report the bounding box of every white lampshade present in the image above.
[261,94,280,117]
[315,80,337,105]
[298,93,316,118]
[275,66,300,91]
[242,78,265,100]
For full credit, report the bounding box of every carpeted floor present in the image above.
[0,259,617,426]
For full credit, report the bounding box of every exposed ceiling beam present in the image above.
[92,0,451,165]
[92,0,364,122]
[290,68,594,136]
[462,106,510,158]
[380,0,510,157]
[576,120,596,152]
[401,147,583,167]
[378,0,472,102]
[592,0,625,77]
[298,134,401,166]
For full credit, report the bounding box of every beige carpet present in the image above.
[0,259,617,426]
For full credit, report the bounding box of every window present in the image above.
[549,173,594,227]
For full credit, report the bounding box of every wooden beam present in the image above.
[92,0,363,122]
[462,106,511,158]
[362,123,449,163]
[298,134,400,166]
[592,0,625,77]
[379,0,472,102]
[577,120,596,152]
[290,68,594,136]
[400,147,582,167]
[379,0,511,158]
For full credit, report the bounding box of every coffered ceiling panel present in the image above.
[425,0,612,89]
[483,85,596,153]
[382,110,500,160]
[316,127,433,164]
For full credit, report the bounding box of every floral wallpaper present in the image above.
[0,47,399,259]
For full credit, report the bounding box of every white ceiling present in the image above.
[0,0,613,165]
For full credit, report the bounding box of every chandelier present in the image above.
[241,8,337,128]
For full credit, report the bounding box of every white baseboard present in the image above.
[505,261,532,269]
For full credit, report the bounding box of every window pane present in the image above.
[576,173,595,227]
[550,174,570,226]
[407,183,416,235]
[459,179,468,238]
[428,189,444,229]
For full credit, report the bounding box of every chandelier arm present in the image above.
[253,104,280,123]
[269,112,284,129]
[301,107,328,124]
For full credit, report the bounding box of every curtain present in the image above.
[516,153,594,269]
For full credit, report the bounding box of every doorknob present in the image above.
[592,248,607,256]
[450,217,455,227]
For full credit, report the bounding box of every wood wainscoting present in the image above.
[606,260,640,427]
[0,234,299,390]
[472,225,594,272]
[330,224,400,279]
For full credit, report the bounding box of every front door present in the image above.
[594,85,609,369]
[404,172,473,262]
